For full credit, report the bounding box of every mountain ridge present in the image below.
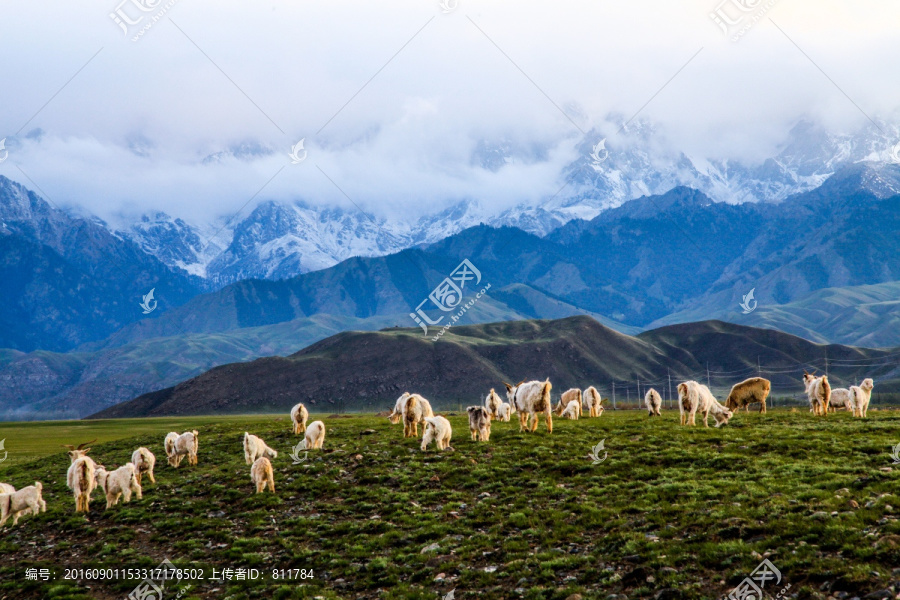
[0,176,203,352]
[104,118,900,285]
[89,316,900,419]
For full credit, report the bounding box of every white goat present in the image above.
[556,389,583,418]
[243,432,278,465]
[305,421,326,449]
[0,483,14,495]
[0,482,46,527]
[850,378,875,418]
[828,388,853,412]
[165,430,199,467]
[402,394,434,438]
[560,400,581,420]
[505,379,553,433]
[131,447,156,486]
[803,372,831,416]
[644,388,662,416]
[497,402,512,422]
[64,443,97,513]
[95,463,142,509]
[484,389,503,419]
[251,457,275,493]
[583,386,603,417]
[291,403,309,434]
[678,381,733,427]
[421,416,453,451]
[389,392,410,425]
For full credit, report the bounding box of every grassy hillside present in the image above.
[2,411,900,599]
[651,281,900,347]
[0,315,399,420]
[0,286,634,420]
[93,317,900,419]
[0,415,275,466]
[89,317,684,418]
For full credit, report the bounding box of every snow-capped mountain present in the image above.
[124,212,225,279]
[530,118,900,233]
[204,199,491,285]
[116,199,491,286]
[117,118,900,285]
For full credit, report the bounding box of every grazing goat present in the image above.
[64,441,97,513]
[95,463,142,509]
[504,379,553,433]
[251,457,275,493]
[0,482,46,527]
[644,388,662,416]
[243,432,278,465]
[165,431,199,467]
[803,372,831,416]
[560,400,581,420]
[467,406,492,441]
[402,394,434,438]
[291,403,309,434]
[421,416,453,451]
[131,447,156,486]
[724,377,771,414]
[556,389,582,418]
[305,421,326,449]
[678,381,733,427]
[850,378,874,418]
[583,386,603,417]
[389,393,410,425]
[484,389,503,419]
[497,402,512,422]
[828,388,853,412]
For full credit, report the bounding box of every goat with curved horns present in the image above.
[61,440,97,453]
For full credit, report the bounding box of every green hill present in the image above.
[91,316,900,419]
[652,281,900,347]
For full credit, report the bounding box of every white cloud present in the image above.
[0,0,898,224]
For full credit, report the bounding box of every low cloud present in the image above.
[1,0,898,225]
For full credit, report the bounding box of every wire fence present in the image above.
[594,356,900,410]
[318,354,900,413]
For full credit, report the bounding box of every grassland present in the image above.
[0,416,277,466]
[1,410,900,600]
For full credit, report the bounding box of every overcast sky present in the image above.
[1,1,898,225]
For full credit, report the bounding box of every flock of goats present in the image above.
[0,372,876,529]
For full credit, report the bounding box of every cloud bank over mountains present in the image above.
[1,1,899,228]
